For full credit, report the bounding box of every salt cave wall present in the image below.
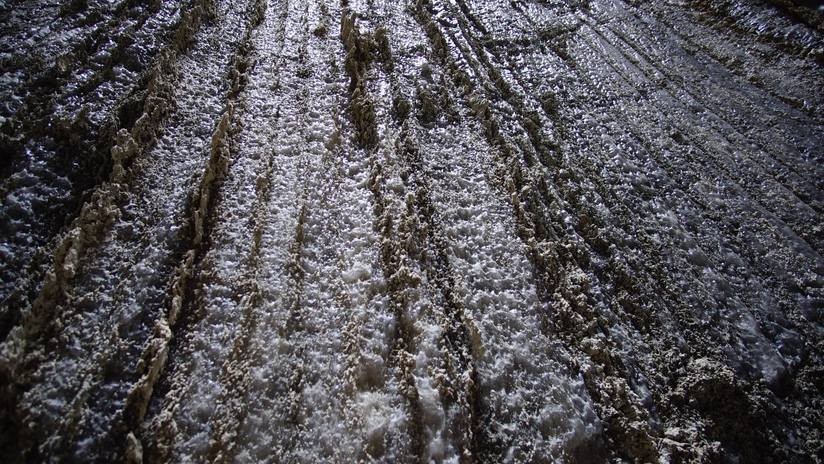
[0,0,822,462]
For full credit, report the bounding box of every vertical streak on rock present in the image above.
[122,0,266,458]
[340,11,429,461]
[396,129,486,463]
[409,0,659,460]
[0,1,218,460]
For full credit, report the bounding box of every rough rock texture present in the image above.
[0,0,822,462]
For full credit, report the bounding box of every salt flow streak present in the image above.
[0,0,822,462]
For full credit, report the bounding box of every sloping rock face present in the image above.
[0,0,821,462]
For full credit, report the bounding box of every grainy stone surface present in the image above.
[0,0,821,462]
